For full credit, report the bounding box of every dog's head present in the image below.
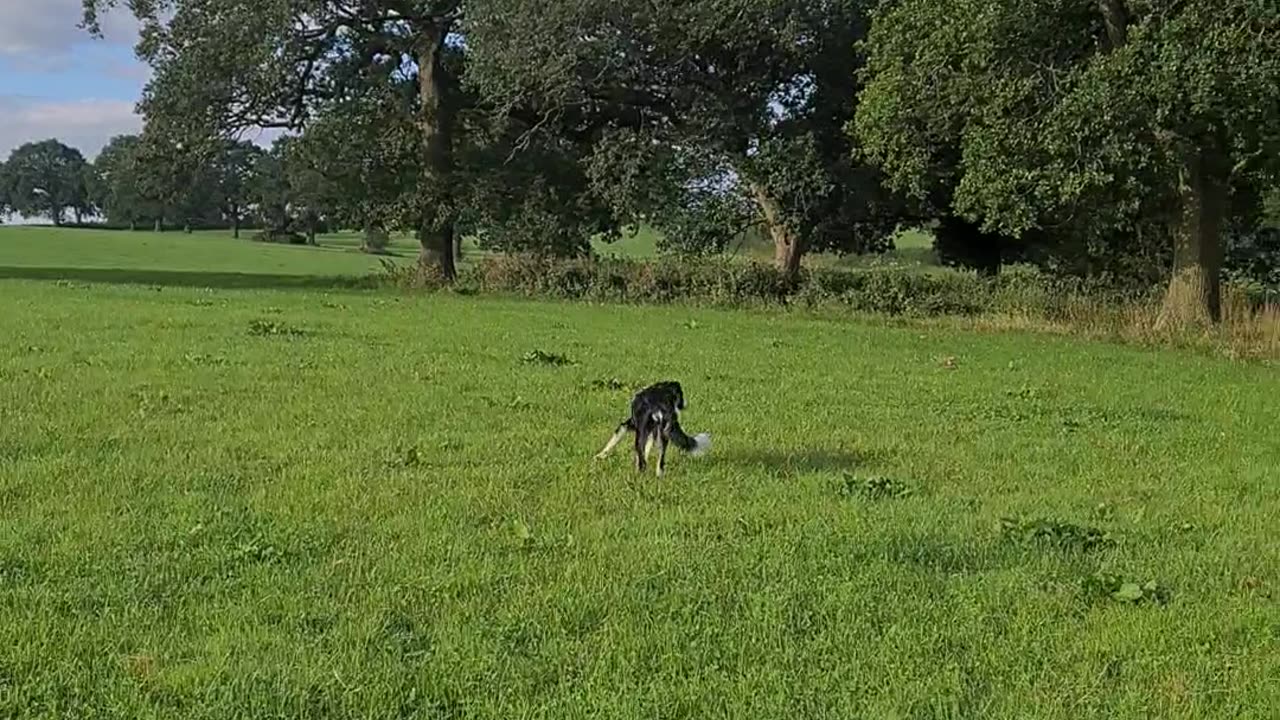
[663,380,686,410]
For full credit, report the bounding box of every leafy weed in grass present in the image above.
[589,377,638,392]
[510,519,574,553]
[384,444,423,469]
[520,349,575,366]
[1082,572,1172,606]
[483,395,534,410]
[132,388,187,418]
[836,473,915,500]
[1005,384,1045,402]
[248,318,307,337]
[999,517,1114,551]
[183,353,233,367]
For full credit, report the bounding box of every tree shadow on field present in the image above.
[723,447,881,477]
[0,266,376,291]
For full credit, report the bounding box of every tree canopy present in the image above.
[72,0,1280,320]
[466,0,903,275]
[3,140,91,225]
[92,134,151,229]
[0,161,10,218]
[855,0,1280,320]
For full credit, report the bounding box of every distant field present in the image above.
[0,224,939,287]
[0,225,677,281]
[5,224,1273,718]
[0,227,402,287]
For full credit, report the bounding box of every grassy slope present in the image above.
[0,227,403,276]
[0,226,673,287]
[2,272,1277,718]
[0,224,938,287]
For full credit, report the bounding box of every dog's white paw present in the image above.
[690,433,712,457]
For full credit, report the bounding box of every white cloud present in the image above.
[0,96,142,159]
[0,0,138,61]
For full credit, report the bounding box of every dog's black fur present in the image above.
[595,381,710,476]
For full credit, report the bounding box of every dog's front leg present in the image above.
[655,431,668,478]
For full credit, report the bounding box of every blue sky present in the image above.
[0,0,148,160]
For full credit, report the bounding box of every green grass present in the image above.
[2,225,1274,717]
[2,268,1278,718]
[0,226,412,284]
[0,223,940,292]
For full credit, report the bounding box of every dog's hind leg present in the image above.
[595,420,631,460]
[655,430,669,477]
[633,418,650,473]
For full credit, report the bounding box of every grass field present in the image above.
[0,225,677,284]
[0,224,937,287]
[2,227,1278,718]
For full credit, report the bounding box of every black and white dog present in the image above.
[595,381,711,476]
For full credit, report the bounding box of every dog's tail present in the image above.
[669,421,712,457]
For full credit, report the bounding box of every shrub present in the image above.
[1225,226,1280,305]
[362,227,393,254]
[374,252,1280,359]
[459,255,1017,316]
[252,229,308,245]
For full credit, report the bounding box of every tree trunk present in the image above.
[1159,147,1227,327]
[420,223,458,279]
[416,23,458,281]
[232,209,241,239]
[52,206,63,226]
[750,182,804,278]
[1097,0,1129,52]
[154,217,164,233]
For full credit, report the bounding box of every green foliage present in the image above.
[92,135,156,228]
[999,517,1114,552]
[1081,573,1172,606]
[362,227,393,254]
[248,141,293,232]
[413,252,1135,320]
[251,229,309,245]
[95,133,260,232]
[82,0,616,269]
[855,0,1280,291]
[0,160,10,216]
[1225,225,1280,302]
[212,140,265,233]
[3,139,90,224]
[836,474,915,500]
[519,349,576,367]
[467,0,904,269]
[932,216,1015,277]
[283,101,420,236]
[247,318,307,337]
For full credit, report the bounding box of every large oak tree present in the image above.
[3,140,91,225]
[83,0,468,277]
[465,0,903,276]
[855,0,1280,323]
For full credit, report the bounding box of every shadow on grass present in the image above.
[0,266,381,291]
[722,447,880,476]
